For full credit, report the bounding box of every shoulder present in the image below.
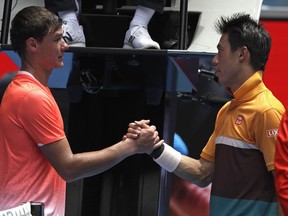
[215,101,231,119]
[257,89,285,115]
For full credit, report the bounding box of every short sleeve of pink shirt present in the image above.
[18,84,66,145]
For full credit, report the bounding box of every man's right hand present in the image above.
[123,119,164,154]
[124,119,150,139]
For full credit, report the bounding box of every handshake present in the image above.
[123,119,181,173]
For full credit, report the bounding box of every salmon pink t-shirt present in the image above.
[0,71,66,216]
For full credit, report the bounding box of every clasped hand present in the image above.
[124,119,164,154]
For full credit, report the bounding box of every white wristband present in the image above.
[153,143,181,172]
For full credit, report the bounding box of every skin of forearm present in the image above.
[42,138,137,182]
[173,155,214,188]
[42,125,159,182]
[63,141,134,182]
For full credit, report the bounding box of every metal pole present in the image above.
[178,0,188,50]
[1,0,13,45]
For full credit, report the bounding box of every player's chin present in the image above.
[55,61,64,68]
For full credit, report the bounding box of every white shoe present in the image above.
[62,21,86,47]
[123,25,160,49]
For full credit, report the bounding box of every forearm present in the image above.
[151,143,214,187]
[42,138,136,182]
[65,141,133,181]
[42,124,161,182]
[174,155,213,187]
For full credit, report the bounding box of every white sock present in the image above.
[130,6,155,28]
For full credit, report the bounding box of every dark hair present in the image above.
[10,6,62,57]
[214,13,271,71]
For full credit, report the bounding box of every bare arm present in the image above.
[174,155,214,188]
[40,125,164,182]
[127,121,215,187]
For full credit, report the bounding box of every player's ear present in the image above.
[26,37,38,52]
[239,46,249,61]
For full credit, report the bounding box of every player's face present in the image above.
[36,27,69,70]
[212,33,243,92]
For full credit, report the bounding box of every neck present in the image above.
[21,60,52,86]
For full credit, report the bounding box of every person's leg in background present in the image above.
[123,0,166,49]
[44,0,86,47]
[45,0,164,49]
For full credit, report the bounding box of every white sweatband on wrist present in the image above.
[153,143,181,172]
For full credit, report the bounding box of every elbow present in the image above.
[52,155,85,182]
[196,168,213,187]
[62,175,76,183]
[55,164,80,182]
[58,171,77,183]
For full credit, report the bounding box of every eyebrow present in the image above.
[53,28,64,36]
[52,32,63,39]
